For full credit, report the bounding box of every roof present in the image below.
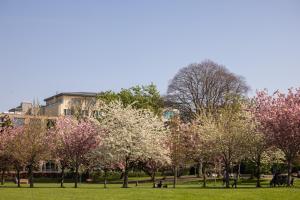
[44,92,98,101]
[8,106,22,112]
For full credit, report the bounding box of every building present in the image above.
[42,92,97,116]
[2,92,98,127]
[8,102,33,115]
[2,92,98,118]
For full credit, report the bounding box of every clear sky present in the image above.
[0,0,300,112]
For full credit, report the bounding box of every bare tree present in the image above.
[167,60,249,120]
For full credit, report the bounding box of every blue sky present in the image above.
[0,0,300,112]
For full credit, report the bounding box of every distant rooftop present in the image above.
[44,92,98,101]
[8,102,33,113]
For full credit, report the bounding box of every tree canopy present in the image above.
[167,60,249,120]
[97,83,164,115]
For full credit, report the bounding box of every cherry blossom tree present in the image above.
[87,141,117,189]
[0,123,11,186]
[253,88,300,186]
[0,120,8,185]
[0,155,10,185]
[98,101,170,188]
[168,116,190,188]
[0,115,13,164]
[49,125,70,188]
[188,119,218,187]
[2,125,25,187]
[52,117,101,188]
[198,97,252,188]
[245,118,271,188]
[6,118,51,188]
[247,102,286,188]
[137,158,167,188]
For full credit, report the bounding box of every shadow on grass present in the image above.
[1,185,300,190]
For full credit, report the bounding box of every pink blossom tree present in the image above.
[254,88,300,186]
[53,117,101,188]
[2,125,25,187]
[20,120,50,188]
[138,159,166,188]
[0,121,8,182]
[0,123,11,186]
[0,116,13,172]
[49,125,70,188]
[3,118,51,188]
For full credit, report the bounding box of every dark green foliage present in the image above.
[0,115,13,129]
[97,83,164,115]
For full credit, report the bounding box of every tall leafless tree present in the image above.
[167,60,249,120]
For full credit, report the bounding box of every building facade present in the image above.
[42,92,97,116]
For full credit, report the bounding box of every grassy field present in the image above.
[0,179,299,200]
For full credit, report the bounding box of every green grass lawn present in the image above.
[0,179,299,200]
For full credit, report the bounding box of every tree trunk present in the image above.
[16,169,20,188]
[196,162,200,178]
[173,165,178,188]
[287,159,292,187]
[237,163,241,180]
[225,163,230,188]
[151,172,156,188]
[122,159,129,188]
[60,167,65,188]
[199,162,203,177]
[122,168,129,188]
[1,170,5,185]
[28,164,34,188]
[74,166,79,188]
[196,162,202,178]
[256,157,261,188]
[202,166,206,188]
[104,170,107,189]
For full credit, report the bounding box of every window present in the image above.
[13,118,25,126]
[64,109,72,116]
[93,110,102,118]
[163,111,174,120]
[71,98,82,105]
[81,110,88,116]
[43,161,58,172]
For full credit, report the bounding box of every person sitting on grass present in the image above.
[291,178,294,186]
[157,180,163,188]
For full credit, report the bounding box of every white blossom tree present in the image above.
[188,119,218,187]
[168,116,190,188]
[98,101,170,188]
[87,135,117,189]
[198,98,252,188]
